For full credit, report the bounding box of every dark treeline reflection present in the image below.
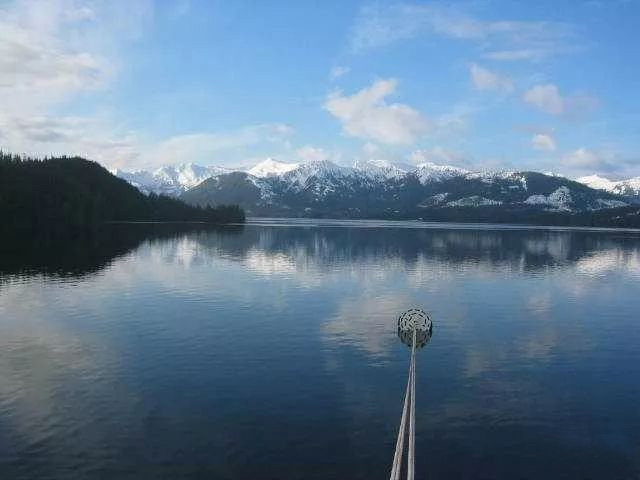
[3,223,640,281]
[0,224,245,280]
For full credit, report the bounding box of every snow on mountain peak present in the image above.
[112,163,230,196]
[577,174,640,196]
[153,163,230,190]
[280,159,350,191]
[248,158,298,178]
[353,159,408,181]
[576,175,618,192]
[414,161,468,184]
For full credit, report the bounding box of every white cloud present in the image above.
[0,113,294,170]
[324,78,429,145]
[0,0,154,168]
[531,133,556,151]
[0,2,108,114]
[523,84,564,115]
[0,25,108,100]
[296,145,329,163]
[558,148,640,177]
[409,146,465,166]
[523,84,598,117]
[329,65,350,81]
[562,148,605,169]
[469,63,513,92]
[0,0,291,172]
[143,124,295,168]
[0,113,140,168]
[0,0,152,113]
[362,142,380,155]
[349,4,577,61]
[431,109,470,138]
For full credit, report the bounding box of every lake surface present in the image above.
[1,219,639,479]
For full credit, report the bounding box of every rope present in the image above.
[408,329,416,480]
[389,328,417,480]
[389,347,413,480]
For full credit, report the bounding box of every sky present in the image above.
[1,0,640,179]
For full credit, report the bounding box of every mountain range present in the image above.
[112,164,231,197]
[576,174,640,197]
[113,158,640,225]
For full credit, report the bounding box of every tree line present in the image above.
[0,152,245,230]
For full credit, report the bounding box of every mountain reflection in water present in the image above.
[1,220,639,479]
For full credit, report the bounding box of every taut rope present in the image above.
[389,329,417,480]
[390,309,432,480]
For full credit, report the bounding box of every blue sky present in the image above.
[1,0,639,178]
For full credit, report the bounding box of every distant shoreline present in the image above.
[244,216,640,234]
[104,221,244,225]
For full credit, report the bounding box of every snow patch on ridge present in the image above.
[113,163,229,196]
[466,170,527,190]
[280,160,351,193]
[594,198,628,209]
[524,186,573,211]
[446,196,502,207]
[246,174,274,201]
[415,162,468,185]
[353,159,408,182]
[577,174,640,196]
[418,192,449,208]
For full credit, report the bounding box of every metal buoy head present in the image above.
[397,308,433,349]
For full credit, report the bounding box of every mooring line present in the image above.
[389,347,413,480]
[391,309,433,480]
[407,328,416,480]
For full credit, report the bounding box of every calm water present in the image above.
[1,220,640,479]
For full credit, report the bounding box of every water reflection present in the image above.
[3,222,639,281]
[1,221,639,479]
[0,224,245,281]
[184,225,640,277]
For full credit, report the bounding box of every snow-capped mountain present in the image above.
[353,159,409,182]
[112,169,157,193]
[414,162,468,185]
[576,174,640,197]
[113,163,230,196]
[278,159,353,193]
[115,158,470,197]
[180,159,634,220]
[113,157,637,222]
[247,158,298,178]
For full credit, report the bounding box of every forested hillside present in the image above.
[0,153,244,229]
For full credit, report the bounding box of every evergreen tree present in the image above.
[0,152,245,230]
